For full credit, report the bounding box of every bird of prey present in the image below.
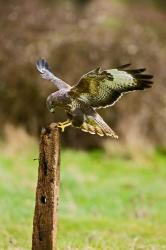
[36,59,153,138]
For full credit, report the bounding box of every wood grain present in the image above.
[32,123,60,250]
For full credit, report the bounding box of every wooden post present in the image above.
[32,123,60,250]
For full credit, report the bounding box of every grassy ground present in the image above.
[0,138,166,250]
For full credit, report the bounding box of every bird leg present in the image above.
[57,120,72,132]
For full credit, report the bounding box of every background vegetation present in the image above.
[0,0,166,249]
[0,131,166,249]
[0,0,166,148]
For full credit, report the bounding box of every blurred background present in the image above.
[0,0,166,149]
[0,0,166,249]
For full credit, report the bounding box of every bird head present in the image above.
[46,93,58,113]
[46,91,71,113]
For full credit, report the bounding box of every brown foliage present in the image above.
[0,0,165,148]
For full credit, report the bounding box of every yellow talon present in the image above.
[58,120,71,126]
[57,120,71,132]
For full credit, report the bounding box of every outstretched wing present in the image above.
[69,64,153,109]
[36,58,71,90]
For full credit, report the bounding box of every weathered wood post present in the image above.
[32,123,60,250]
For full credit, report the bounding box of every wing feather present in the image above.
[117,63,131,69]
[36,58,71,90]
[69,64,153,109]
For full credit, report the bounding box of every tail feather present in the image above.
[81,114,118,138]
[81,122,105,136]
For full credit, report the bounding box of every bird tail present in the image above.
[81,114,118,138]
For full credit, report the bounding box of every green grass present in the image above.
[0,141,166,250]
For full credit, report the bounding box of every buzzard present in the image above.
[36,59,153,138]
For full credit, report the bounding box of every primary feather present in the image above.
[36,58,71,90]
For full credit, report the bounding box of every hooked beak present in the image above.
[50,108,55,113]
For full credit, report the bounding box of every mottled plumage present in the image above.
[36,59,153,138]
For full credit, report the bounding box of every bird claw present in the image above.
[57,120,71,132]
